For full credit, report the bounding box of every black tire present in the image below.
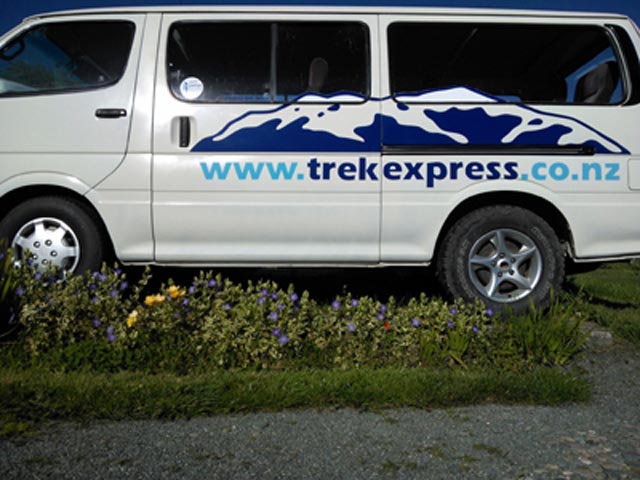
[437,205,564,313]
[0,196,104,274]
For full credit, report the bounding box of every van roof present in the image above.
[26,5,628,22]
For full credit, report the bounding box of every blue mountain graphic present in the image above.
[192,116,381,152]
[190,90,628,155]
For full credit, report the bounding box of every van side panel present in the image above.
[378,14,640,262]
[151,14,382,263]
[90,14,162,262]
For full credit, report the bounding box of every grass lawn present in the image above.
[2,260,639,432]
[569,262,640,347]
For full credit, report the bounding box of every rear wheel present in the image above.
[0,196,104,274]
[437,205,564,313]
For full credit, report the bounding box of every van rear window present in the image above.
[167,21,369,103]
[388,23,625,105]
[0,21,135,96]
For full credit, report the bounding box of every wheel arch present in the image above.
[0,185,116,261]
[434,191,574,262]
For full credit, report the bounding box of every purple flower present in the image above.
[89,284,97,291]
[119,281,128,291]
[97,273,107,283]
[269,311,278,322]
[115,268,122,276]
[260,289,269,297]
[272,328,281,337]
[271,293,278,300]
[92,272,99,279]
[380,304,387,314]
[15,287,25,297]
[258,297,265,306]
[35,271,43,281]
[208,279,216,288]
[450,307,458,315]
[106,326,116,343]
[0,252,4,261]
[411,318,421,328]
[109,290,118,299]
[447,320,455,330]
[278,335,289,346]
[351,299,359,307]
[277,303,284,311]
[332,300,341,311]
[223,303,231,311]
[92,318,102,327]
[181,298,189,306]
[188,285,196,294]
[472,325,480,334]
[289,292,299,302]
[173,312,181,319]
[348,322,356,332]
[91,296,99,304]
[486,308,494,318]
[376,312,385,321]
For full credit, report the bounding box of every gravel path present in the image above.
[1,337,639,480]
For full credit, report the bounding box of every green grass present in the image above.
[0,367,589,434]
[569,262,640,346]
[10,261,638,432]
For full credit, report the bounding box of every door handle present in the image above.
[95,108,127,119]
[179,116,191,148]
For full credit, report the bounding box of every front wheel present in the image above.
[0,196,104,274]
[437,205,564,313]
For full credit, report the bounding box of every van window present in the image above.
[388,23,624,105]
[0,21,135,96]
[167,21,369,103]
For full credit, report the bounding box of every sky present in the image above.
[1,0,640,36]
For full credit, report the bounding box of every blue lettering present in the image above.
[338,162,357,181]
[383,162,402,180]
[504,162,519,180]
[200,162,231,180]
[234,162,264,180]
[403,162,424,180]
[266,162,297,180]
[549,162,570,181]
[465,162,484,180]
[359,157,379,181]
[426,162,447,188]
[532,162,546,181]
[605,163,620,181]
[486,162,501,180]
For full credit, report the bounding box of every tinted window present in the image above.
[388,23,624,105]
[168,21,369,103]
[277,23,368,101]
[0,21,135,96]
[167,23,271,103]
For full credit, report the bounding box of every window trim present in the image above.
[387,21,628,107]
[608,24,640,106]
[166,20,371,106]
[0,20,136,99]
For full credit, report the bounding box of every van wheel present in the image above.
[0,196,104,274]
[437,205,564,313]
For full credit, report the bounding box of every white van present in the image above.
[1,6,639,312]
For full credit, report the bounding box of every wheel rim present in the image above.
[11,217,80,272]
[467,228,542,303]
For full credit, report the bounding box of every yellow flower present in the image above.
[144,294,166,306]
[168,285,185,299]
[127,310,139,328]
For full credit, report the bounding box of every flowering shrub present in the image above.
[6,263,586,372]
[0,245,19,325]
